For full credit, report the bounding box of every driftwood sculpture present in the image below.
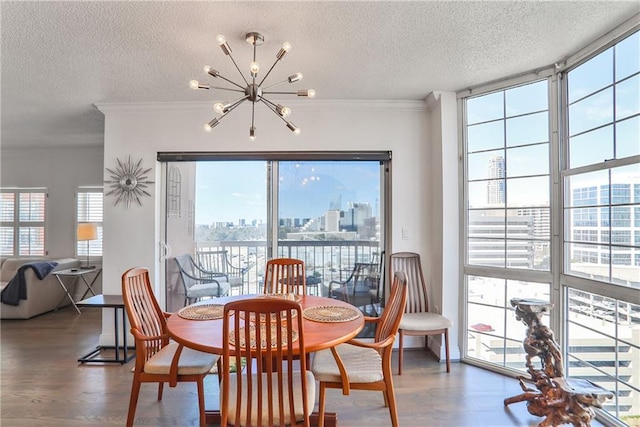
[504,298,613,427]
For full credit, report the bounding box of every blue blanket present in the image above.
[1,262,59,306]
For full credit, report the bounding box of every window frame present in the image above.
[76,187,104,259]
[0,187,48,257]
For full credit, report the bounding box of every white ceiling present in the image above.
[1,1,638,148]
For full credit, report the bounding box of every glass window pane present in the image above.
[569,125,614,168]
[566,242,609,281]
[507,176,549,207]
[505,80,548,116]
[506,240,535,269]
[467,120,504,152]
[0,193,15,222]
[506,112,549,146]
[566,170,608,207]
[568,47,613,103]
[18,226,44,256]
[467,91,504,125]
[506,144,549,177]
[615,73,640,120]
[468,150,504,181]
[468,238,505,267]
[568,87,614,136]
[506,280,550,304]
[469,209,506,238]
[616,116,640,159]
[19,193,46,222]
[468,180,502,208]
[0,227,13,256]
[615,32,640,81]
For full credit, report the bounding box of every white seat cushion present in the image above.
[222,371,315,426]
[144,342,218,375]
[186,281,230,298]
[399,312,453,331]
[312,343,383,383]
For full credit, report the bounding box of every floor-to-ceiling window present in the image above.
[562,30,639,422]
[460,27,639,424]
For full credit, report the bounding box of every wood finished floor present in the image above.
[1,306,607,427]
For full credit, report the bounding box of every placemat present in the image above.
[177,303,224,320]
[303,305,362,323]
[229,324,299,348]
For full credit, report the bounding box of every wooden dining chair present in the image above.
[311,271,408,427]
[121,267,220,427]
[263,258,307,295]
[221,297,315,427]
[389,251,452,374]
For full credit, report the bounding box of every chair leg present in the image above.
[444,329,451,373]
[397,329,404,375]
[318,382,327,427]
[157,382,164,400]
[384,371,399,427]
[126,377,141,427]
[197,377,206,427]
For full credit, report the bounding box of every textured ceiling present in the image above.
[1,1,638,148]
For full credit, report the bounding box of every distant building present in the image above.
[487,155,505,205]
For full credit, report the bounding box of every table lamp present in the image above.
[77,223,97,269]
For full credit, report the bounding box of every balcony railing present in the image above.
[195,239,381,295]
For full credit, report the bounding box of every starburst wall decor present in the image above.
[104,156,154,208]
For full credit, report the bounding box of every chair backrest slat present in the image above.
[122,267,167,365]
[389,252,429,314]
[263,258,306,295]
[221,297,309,427]
[375,271,408,343]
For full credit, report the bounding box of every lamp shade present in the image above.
[77,223,97,241]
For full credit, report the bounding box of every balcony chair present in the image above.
[121,267,220,427]
[329,258,381,314]
[263,258,307,295]
[174,254,230,306]
[311,271,408,427]
[389,251,452,374]
[220,297,315,427]
[196,249,252,295]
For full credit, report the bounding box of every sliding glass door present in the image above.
[161,154,389,324]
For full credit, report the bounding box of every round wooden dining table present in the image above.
[166,293,365,427]
[167,294,364,354]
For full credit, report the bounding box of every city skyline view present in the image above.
[195,160,381,226]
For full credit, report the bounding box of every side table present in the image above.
[76,294,135,364]
[52,267,101,314]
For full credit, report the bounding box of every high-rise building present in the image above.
[487,155,505,205]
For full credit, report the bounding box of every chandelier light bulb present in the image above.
[282,42,292,52]
[250,61,260,76]
[204,66,219,77]
[286,121,300,134]
[297,89,315,97]
[276,42,292,60]
[249,126,256,140]
[288,72,303,83]
[190,80,209,90]
[214,103,225,114]
[276,104,291,117]
[204,118,220,132]
[216,35,226,45]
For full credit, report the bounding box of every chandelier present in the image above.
[190,32,315,140]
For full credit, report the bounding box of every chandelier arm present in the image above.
[261,79,289,91]
[262,91,298,95]
[226,95,251,111]
[226,53,250,87]
[214,74,246,90]
[210,86,245,93]
[251,100,255,129]
[258,58,282,87]
[260,98,289,125]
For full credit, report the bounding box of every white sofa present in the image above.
[0,257,80,319]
